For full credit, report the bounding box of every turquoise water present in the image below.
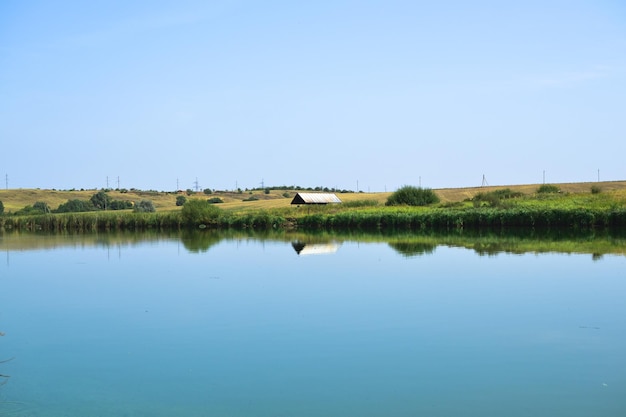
[1,234,625,416]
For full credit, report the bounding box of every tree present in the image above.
[386,186,440,206]
[33,201,50,213]
[203,188,213,195]
[90,191,112,210]
[176,195,187,206]
[0,200,4,215]
[133,200,156,213]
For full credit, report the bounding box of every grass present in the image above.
[1,181,626,232]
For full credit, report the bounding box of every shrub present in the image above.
[134,200,156,213]
[282,192,291,198]
[55,199,93,213]
[176,195,187,206]
[243,195,259,201]
[0,200,3,215]
[207,197,224,204]
[386,186,440,206]
[537,184,560,194]
[108,200,133,210]
[181,199,222,225]
[591,185,602,194]
[203,188,213,195]
[264,188,271,194]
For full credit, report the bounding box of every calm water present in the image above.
[0,232,625,416]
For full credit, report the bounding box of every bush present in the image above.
[0,200,3,215]
[134,200,156,213]
[386,186,440,206]
[537,184,560,194]
[264,188,271,194]
[203,188,213,195]
[243,195,259,201]
[55,199,93,213]
[181,199,222,225]
[591,185,602,194]
[207,197,224,204]
[282,192,291,198]
[176,195,187,206]
[108,200,133,210]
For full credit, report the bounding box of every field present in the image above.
[1,180,626,213]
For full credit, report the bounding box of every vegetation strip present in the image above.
[1,183,625,232]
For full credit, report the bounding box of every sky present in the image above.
[1,1,625,192]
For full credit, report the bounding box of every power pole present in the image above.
[194,177,200,192]
[117,176,120,189]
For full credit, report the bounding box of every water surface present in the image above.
[0,232,624,416]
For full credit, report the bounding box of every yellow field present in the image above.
[1,180,625,213]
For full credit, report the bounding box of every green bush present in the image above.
[537,184,560,194]
[176,195,187,206]
[243,195,259,202]
[0,200,3,215]
[203,188,213,195]
[591,185,602,194]
[55,199,93,213]
[134,200,156,213]
[386,186,440,206]
[181,199,222,225]
[207,197,224,204]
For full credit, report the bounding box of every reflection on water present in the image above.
[0,231,625,416]
[2,229,626,258]
[291,240,341,255]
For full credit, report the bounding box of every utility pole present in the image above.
[193,177,200,192]
[117,176,120,189]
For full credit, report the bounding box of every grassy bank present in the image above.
[1,181,626,232]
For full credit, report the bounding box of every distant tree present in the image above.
[203,188,213,195]
[386,186,440,206]
[186,189,194,196]
[33,201,50,213]
[133,200,156,213]
[90,191,112,210]
[55,199,93,213]
[0,200,4,215]
[264,187,270,194]
[108,200,133,210]
[176,195,187,206]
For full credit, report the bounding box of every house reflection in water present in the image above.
[291,240,341,256]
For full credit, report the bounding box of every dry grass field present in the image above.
[1,180,625,213]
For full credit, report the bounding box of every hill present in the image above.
[1,180,626,213]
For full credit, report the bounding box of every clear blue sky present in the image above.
[1,1,625,192]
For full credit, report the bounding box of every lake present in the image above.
[1,231,625,416]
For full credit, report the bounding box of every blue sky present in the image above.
[1,1,625,192]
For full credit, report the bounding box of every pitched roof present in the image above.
[290,192,342,204]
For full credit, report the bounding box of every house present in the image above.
[290,192,342,205]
